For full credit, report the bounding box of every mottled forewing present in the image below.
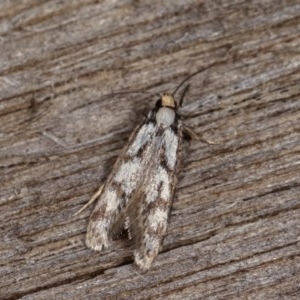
[132,119,183,271]
[86,111,159,250]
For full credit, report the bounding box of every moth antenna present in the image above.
[172,62,219,97]
[178,84,190,107]
[110,90,161,98]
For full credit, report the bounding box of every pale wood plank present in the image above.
[1,0,300,299]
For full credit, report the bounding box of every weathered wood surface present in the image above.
[1,0,300,299]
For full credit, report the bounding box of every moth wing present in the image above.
[86,114,158,250]
[133,122,183,271]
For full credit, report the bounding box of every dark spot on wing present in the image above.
[158,142,173,172]
[142,181,169,216]
[156,126,165,136]
[145,110,157,124]
[147,197,169,213]
[160,157,170,172]
[136,140,150,158]
[171,124,178,134]
[170,114,180,134]
[109,181,132,211]
[90,206,106,221]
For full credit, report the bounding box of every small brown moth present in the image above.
[81,65,214,271]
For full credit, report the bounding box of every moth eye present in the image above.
[155,99,162,108]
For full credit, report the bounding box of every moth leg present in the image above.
[73,185,104,216]
[134,204,169,272]
[183,124,217,144]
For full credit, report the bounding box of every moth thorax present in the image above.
[156,107,175,127]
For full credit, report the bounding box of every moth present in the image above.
[79,66,213,271]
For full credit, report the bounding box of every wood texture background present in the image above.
[1,1,300,299]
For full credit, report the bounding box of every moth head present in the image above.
[155,93,177,127]
[156,93,177,109]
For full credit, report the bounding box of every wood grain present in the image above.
[1,0,300,299]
